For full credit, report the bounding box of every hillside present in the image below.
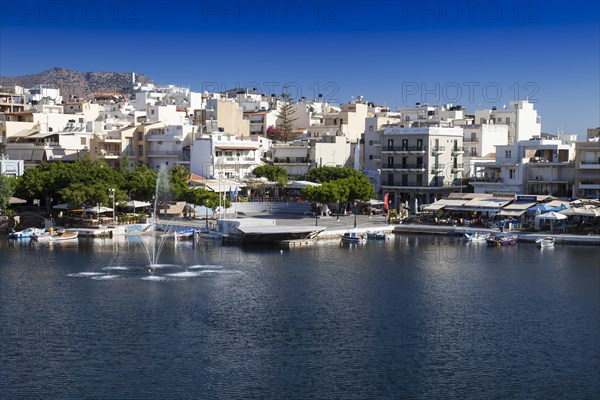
[0,67,154,99]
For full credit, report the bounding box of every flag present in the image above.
[384,192,389,211]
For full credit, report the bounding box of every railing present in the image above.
[146,151,181,157]
[452,163,464,169]
[432,146,445,151]
[382,146,426,152]
[382,164,425,169]
[470,177,504,183]
[580,160,600,165]
[273,157,310,164]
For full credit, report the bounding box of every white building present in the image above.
[190,133,261,181]
[26,84,62,105]
[379,126,465,206]
[573,139,600,199]
[146,124,195,170]
[471,138,574,197]
[474,100,541,143]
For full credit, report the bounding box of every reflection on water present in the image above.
[0,235,598,399]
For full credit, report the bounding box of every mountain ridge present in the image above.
[0,67,154,99]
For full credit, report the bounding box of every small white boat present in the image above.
[463,232,489,242]
[366,230,386,240]
[536,237,555,247]
[340,231,365,244]
[32,230,79,243]
[8,227,45,239]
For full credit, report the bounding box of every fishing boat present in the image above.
[535,237,555,247]
[486,234,518,247]
[463,232,490,242]
[32,230,79,243]
[366,230,386,240]
[8,227,45,239]
[340,231,365,244]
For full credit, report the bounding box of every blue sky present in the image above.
[1,0,598,136]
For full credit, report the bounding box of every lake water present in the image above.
[1,235,599,399]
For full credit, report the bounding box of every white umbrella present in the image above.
[534,211,567,230]
[124,200,152,213]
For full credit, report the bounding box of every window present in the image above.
[369,125,373,131]
[369,155,373,160]
[505,117,510,124]
[497,117,503,123]
[80,138,86,145]
[509,169,515,179]
[505,150,512,159]
[369,140,373,145]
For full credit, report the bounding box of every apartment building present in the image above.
[379,126,465,206]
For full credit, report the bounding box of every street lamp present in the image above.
[109,188,116,225]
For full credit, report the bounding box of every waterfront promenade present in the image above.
[161,214,600,244]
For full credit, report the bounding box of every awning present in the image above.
[423,203,446,211]
[498,210,527,217]
[200,179,244,192]
[28,131,59,139]
[502,202,536,211]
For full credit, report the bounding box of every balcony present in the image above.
[382,163,425,172]
[579,161,600,169]
[431,164,445,173]
[470,177,504,184]
[382,146,426,153]
[451,147,464,156]
[146,134,184,142]
[431,146,445,155]
[273,157,310,165]
[147,151,181,158]
[216,156,258,164]
[98,135,122,143]
[99,151,120,159]
[451,163,464,173]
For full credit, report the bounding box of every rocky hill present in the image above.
[0,67,154,99]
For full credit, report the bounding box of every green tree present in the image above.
[125,164,157,201]
[300,181,349,205]
[306,166,374,203]
[168,165,191,201]
[0,173,15,211]
[275,94,299,142]
[252,164,289,186]
[188,188,229,211]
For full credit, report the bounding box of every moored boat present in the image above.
[32,230,79,243]
[366,230,386,240]
[486,234,518,246]
[463,232,490,242]
[8,227,45,239]
[340,231,365,244]
[536,237,555,247]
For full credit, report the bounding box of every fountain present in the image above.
[139,167,174,268]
